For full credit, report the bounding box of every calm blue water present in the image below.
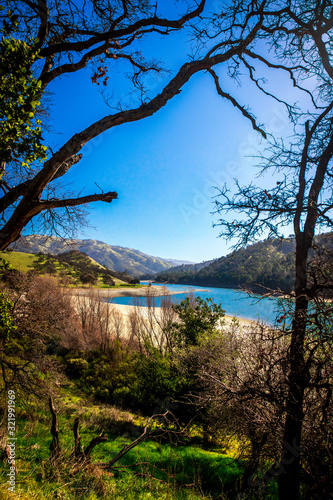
[111,282,285,324]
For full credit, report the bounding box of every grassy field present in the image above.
[0,250,134,287]
[0,251,38,272]
[0,388,252,500]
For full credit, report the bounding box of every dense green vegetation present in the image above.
[0,12,47,168]
[156,233,333,294]
[156,238,296,292]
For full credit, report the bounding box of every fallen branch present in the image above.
[48,401,177,470]
[99,410,175,470]
[84,430,107,458]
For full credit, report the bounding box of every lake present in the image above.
[111,282,285,324]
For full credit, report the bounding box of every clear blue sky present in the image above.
[39,1,306,263]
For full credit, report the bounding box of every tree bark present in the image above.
[49,397,61,461]
[278,243,309,499]
[278,130,333,499]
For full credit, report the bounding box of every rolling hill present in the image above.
[0,249,133,286]
[9,235,193,276]
[155,233,333,293]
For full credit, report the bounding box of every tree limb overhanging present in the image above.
[0,0,272,249]
[5,0,323,248]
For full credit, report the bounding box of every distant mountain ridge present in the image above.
[10,235,194,276]
[155,232,333,293]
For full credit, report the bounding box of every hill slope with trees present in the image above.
[10,235,192,276]
[0,249,137,286]
[155,233,333,294]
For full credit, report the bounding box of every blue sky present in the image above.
[38,1,304,263]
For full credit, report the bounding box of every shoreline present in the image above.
[73,285,210,298]
[71,285,257,326]
[156,281,290,298]
[111,303,255,327]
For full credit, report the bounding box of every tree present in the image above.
[168,296,225,347]
[102,274,115,286]
[212,2,333,498]
[0,0,271,249]
[80,272,97,285]
[0,12,47,176]
[195,323,288,491]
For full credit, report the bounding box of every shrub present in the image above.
[80,272,97,285]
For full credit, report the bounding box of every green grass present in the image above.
[0,251,134,288]
[0,391,246,500]
[0,251,38,271]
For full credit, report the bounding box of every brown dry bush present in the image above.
[0,273,78,392]
[185,324,289,484]
[127,291,178,354]
[71,288,127,351]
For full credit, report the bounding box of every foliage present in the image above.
[0,12,47,167]
[62,296,225,418]
[168,296,225,347]
[62,344,183,416]
[131,345,183,415]
[80,272,98,285]
[0,286,41,392]
[63,345,135,407]
[102,274,115,286]
[0,270,76,392]
[0,290,17,342]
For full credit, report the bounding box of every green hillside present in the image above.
[0,251,38,272]
[0,249,135,286]
[155,233,333,294]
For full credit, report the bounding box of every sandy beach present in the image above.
[110,302,255,327]
[71,285,256,333]
[73,284,209,298]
